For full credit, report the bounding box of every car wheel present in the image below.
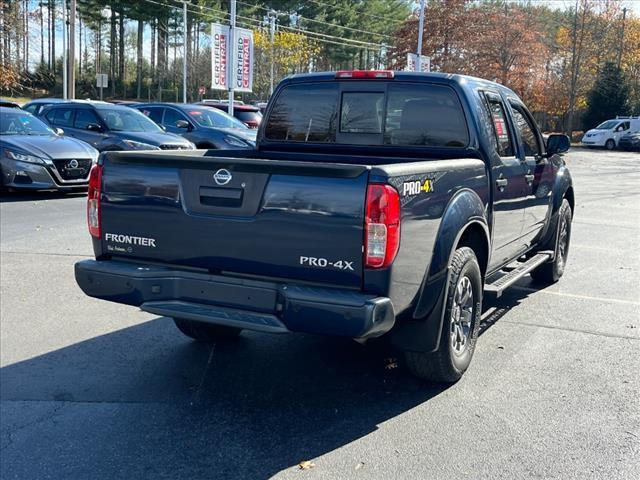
[173,318,242,342]
[531,198,572,285]
[404,247,482,383]
[605,139,615,150]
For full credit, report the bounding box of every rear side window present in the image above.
[265,83,338,142]
[482,94,514,157]
[383,84,468,147]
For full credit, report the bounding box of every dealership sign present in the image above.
[406,53,431,73]
[211,24,253,92]
[211,23,229,90]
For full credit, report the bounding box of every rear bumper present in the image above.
[75,259,395,339]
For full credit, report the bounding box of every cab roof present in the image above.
[283,71,519,100]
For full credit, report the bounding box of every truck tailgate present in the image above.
[99,152,369,288]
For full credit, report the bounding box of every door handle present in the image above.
[496,178,508,188]
[525,174,535,184]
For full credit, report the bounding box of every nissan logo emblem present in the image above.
[69,159,79,168]
[214,169,232,185]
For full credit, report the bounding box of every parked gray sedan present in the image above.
[0,107,99,191]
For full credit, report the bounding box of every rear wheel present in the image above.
[173,318,241,342]
[605,139,615,150]
[531,198,572,284]
[404,247,482,383]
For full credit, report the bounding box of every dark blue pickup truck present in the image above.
[75,71,574,383]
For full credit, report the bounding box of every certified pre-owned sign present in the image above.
[233,28,253,93]
[210,24,253,93]
[211,23,229,91]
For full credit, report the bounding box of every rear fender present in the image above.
[392,188,489,352]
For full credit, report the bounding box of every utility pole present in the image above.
[268,9,277,96]
[182,1,189,103]
[69,0,76,99]
[228,0,236,117]
[417,0,426,69]
[617,7,627,69]
[62,0,68,99]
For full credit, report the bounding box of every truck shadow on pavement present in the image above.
[0,286,535,479]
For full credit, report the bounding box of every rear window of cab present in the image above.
[264,82,469,148]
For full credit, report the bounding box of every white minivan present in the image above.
[581,116,640,150]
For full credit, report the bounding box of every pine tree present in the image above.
[582,62,631,130]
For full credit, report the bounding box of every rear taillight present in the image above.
[335,70,395,79]
[365,184,400,268]
[87,164,103,238]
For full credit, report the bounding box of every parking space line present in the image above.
[573,220,638,230]
[570,244,635,252]
[500,320,640,340]
[0,251,89,258]
[511,286,640,306]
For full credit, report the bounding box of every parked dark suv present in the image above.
[39,102,194,152]
[22,98,69,116]
[135,103,256,149]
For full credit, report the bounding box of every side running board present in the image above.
[484,251,553,299]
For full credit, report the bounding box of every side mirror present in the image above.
[546,134,570,156]
[55,127,64,136]
[86,123,103,132]
[175,120,192,130]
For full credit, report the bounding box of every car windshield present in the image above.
[595,120,618,130]
[98,108,163,132]
[188,107,247,129]
[0,111,54,136]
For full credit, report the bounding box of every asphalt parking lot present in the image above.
[1,148,638,479]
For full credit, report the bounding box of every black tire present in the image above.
[605,139,615,150]
[173,318,241,342]
[404,247,482,383]
[531,198,572,285]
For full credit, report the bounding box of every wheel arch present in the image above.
[564,185,575,216]
[456,222,489,277]
[392,188,490,353]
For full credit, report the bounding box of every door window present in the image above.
[47,107,74,127]
[481,94,514,157]
[510,106,541,157]
[74,109,101,129]
[141,107,164,124]
[23,104,37,114]
[163,108,186,127]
